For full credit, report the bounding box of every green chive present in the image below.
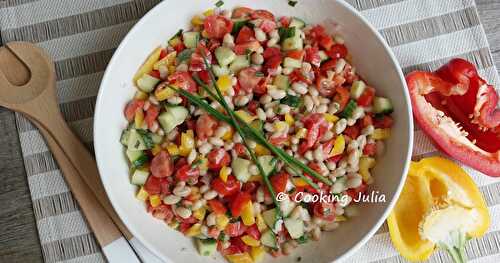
[215,0,224,7]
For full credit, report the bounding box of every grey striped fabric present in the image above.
[0,0,499,262]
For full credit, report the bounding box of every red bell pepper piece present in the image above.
[406,58,500,176]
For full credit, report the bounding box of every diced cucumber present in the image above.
[176,48,194,64]
[182,31,200,49]
[350,80,366,99]
[229,55,250,73]
[284,218,304,239]
[373,97,393,114]
[137,74,160,93]
[136,129,154,149]
[131,154,149,168]
[289,17,306,29]
[257,155,276,177]
[120,129,130,146]
[215,46,237,67]
[158,106,189,134]
[127,129,148,151]
[126,149,144,163]
[262,208,279,231]
[279,196,296,217]
[339,100,357,119]
[150,133,163,144]
[131,169,149,185]
[168,35,183,48]
[282,36,303,51]
[283,57,302,68]
[273,74,290,90]
[260,230,277,249]
[212,65,230,77]
[318,50,329,62]
[196,238,217,256]
[232,157,251,182]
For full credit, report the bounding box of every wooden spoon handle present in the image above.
[28,117,139,262]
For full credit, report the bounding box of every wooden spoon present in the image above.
[0,42,140,262]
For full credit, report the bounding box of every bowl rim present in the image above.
[93,1,414,262]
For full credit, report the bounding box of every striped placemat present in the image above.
[1,0,499,262]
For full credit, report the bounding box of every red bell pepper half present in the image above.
[406,58,500,176]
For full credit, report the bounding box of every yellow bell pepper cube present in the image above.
[274,121,288,132]
[241,235,260,247]
[330,135,345,156]
[217,75,232,94]
[134,109,144,129]
[191,15,205,26]
[168,65,176,75]
[186,223,202,237]
[248,175,263,183]
[136,187,149,201]
[254,144,270,156]
[387,157,490,262]
[225,252,253,263]
[151,145,162,156]
[133,47,162,84]
[222,126,234,141]
[359,157,376,182]
[166,143,179,156]
[241,201,255,226]
[284,113,295,126]
[335,215,347,222]
[216,214,230,230]
[193,207,207,221]
[179,130,194,156]
[292,177,309,187]
[154,86,176,101]
[255,213,267,232]
[203,9,214,16]
[295,128,307,139]
[235,110,256,124]
[250,246,265,262]
[149,195,161,208]
[219,166,231,183]
[324,113,339,123]
[372,128,391,140]
[153,51,177,70]
[134,90,149,100]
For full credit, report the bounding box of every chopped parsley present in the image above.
[255,72,265,77]
[280,95,301,107]
[296,235,309,244]
[339,99,357,118]
[215,0,224,7]
[231,20,252,35]
[288,1,298,7]
[176,48,194,64]
[131,154,149,168]
[278,27,296,41]
[191,159,203,168]
[136,129,154,149]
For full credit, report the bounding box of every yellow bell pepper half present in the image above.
[387,157,490,262]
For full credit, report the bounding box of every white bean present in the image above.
[347,177,363,189]
[223,33,235,47]
[187,149,197,164]
[200,184,209,194]
[175,207,192,219]
[309,87,319,97]
[192,199,205,211]
[335,59,346,74]
[206,212,217,226]
[254,27,267,42]
[335,119,348,134]
[267,37,279,47]
[311,227,321,241]
[173,186,192,197]
[304,95,314,112]
[322,222,339,231]
[260,94,272,104]
[304,150,314,161]
[292,82,308,95]
[328,102,340,114]
[203,190,218,200]
[209,137,224,147]
[314,146,325,162]
[163,195,181,205]
[316,104,328,113]
[251,53,264,65]
[331,181,345,194]
[268,89,287,100]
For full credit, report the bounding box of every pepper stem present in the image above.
[437,230,468,263]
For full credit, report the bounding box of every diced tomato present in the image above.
[151,204,174,222]
[302,113,329,148]
[238,67,263,93]
[168,72,197,93]
[270,172,289,194]
[234,41,261,55]
[172,42,186,53]
[231,237,251,253]
[363,143,377,156]
[260,19,277,33]
[344,125,360,139]
[231,192,251,217]
[279,16,291,28]
[254,77,270,95]
[225,221,248,237]
[269,133,288,146]
[208,199,228,215]
[326,154,343,164]
[313,201,335,221]
[196,113,218,140]
[149,70,161,79]
[175,164,200,181]
[361,114,373,128]
[305,47,321,67]
[251,9,275,20]
[189,52,208,72]
[197,70,212,84]
[236,26,255,44]
[320,59,338,73]
[144,175,161,194]
[289,69,312,85]
[241,182,259,194]
[287,49,305,60]
[319,36,334,50]
[316,75,336,97]
[204,15,233,39]
[263,47,281,59]
[321,138,336,157]
[232,7,254,19]
[245,224,261,240]
[263,55,282,73]
[357,86,375,107]
[150,151,174,178]
[179,222,194,234]
[211,175,241,197]
[220,244,241,256]
[144,105,160,129]
[159,49,168,59]
[247,100,259,114]
[374,115,394,128]
[308,25,327,42]
[207,227,221,239]
[334,86,350,111]
[234,143,247,156]
[208,148,231,170]
[326,44,348,59]
[124,99,145,122]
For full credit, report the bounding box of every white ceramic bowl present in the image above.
[94,0,413,262]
